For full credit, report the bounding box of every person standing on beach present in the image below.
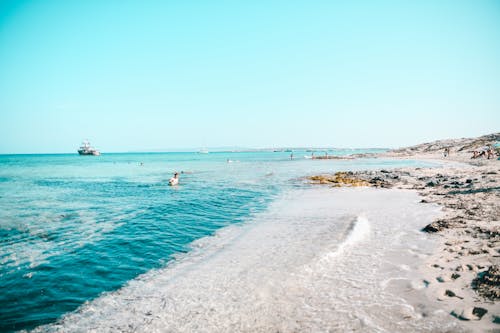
[487,147,494,159]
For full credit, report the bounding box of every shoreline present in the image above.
[309,149,499,330]
[34,187,465,332]
[23,133,498,332]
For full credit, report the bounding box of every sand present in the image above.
[34,133,499,332]
[35,187,468,332]
[309,133,500,331]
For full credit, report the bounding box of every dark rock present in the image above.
[451,309,471,321]
[445,290,456,297]
[422,220,449,233]
[451,307,485,321]
[472,265,500,301]
[422,223,440,233]
[472,307,488,320]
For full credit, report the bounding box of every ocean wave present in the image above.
[321,215,370,262]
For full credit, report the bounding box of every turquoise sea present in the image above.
[0,151,431,332]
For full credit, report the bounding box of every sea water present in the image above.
[0,151,434,332]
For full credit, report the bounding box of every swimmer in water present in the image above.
[169,172,179,186]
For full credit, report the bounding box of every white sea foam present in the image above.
[318,215,370,265]
[36,187,465,333]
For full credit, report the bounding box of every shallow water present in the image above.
[35,188,463,333]
[0,151,435,331]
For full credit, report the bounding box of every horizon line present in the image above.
[0,146,391,155]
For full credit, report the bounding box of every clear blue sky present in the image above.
[1,0,499,153]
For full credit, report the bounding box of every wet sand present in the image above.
[32,133,499,332]
[35,188,465,332]
[310,133,499,331]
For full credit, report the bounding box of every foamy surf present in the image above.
[318,215,370,265]
[35,187,465,333]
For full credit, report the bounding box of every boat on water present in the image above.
[78,140,100,156]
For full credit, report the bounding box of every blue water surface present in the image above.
[0,150,432,332]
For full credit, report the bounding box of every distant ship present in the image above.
[78,140,100,156]
[198,148,209,154]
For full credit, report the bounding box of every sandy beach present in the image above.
[29,134,497,333]
[19,134,497,332]
[310,133,500,331]
[35,188,464,332]
[3,1,499,331]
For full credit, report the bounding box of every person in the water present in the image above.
[169,172,179,186]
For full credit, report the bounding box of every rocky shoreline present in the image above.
[309,133,499,329]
